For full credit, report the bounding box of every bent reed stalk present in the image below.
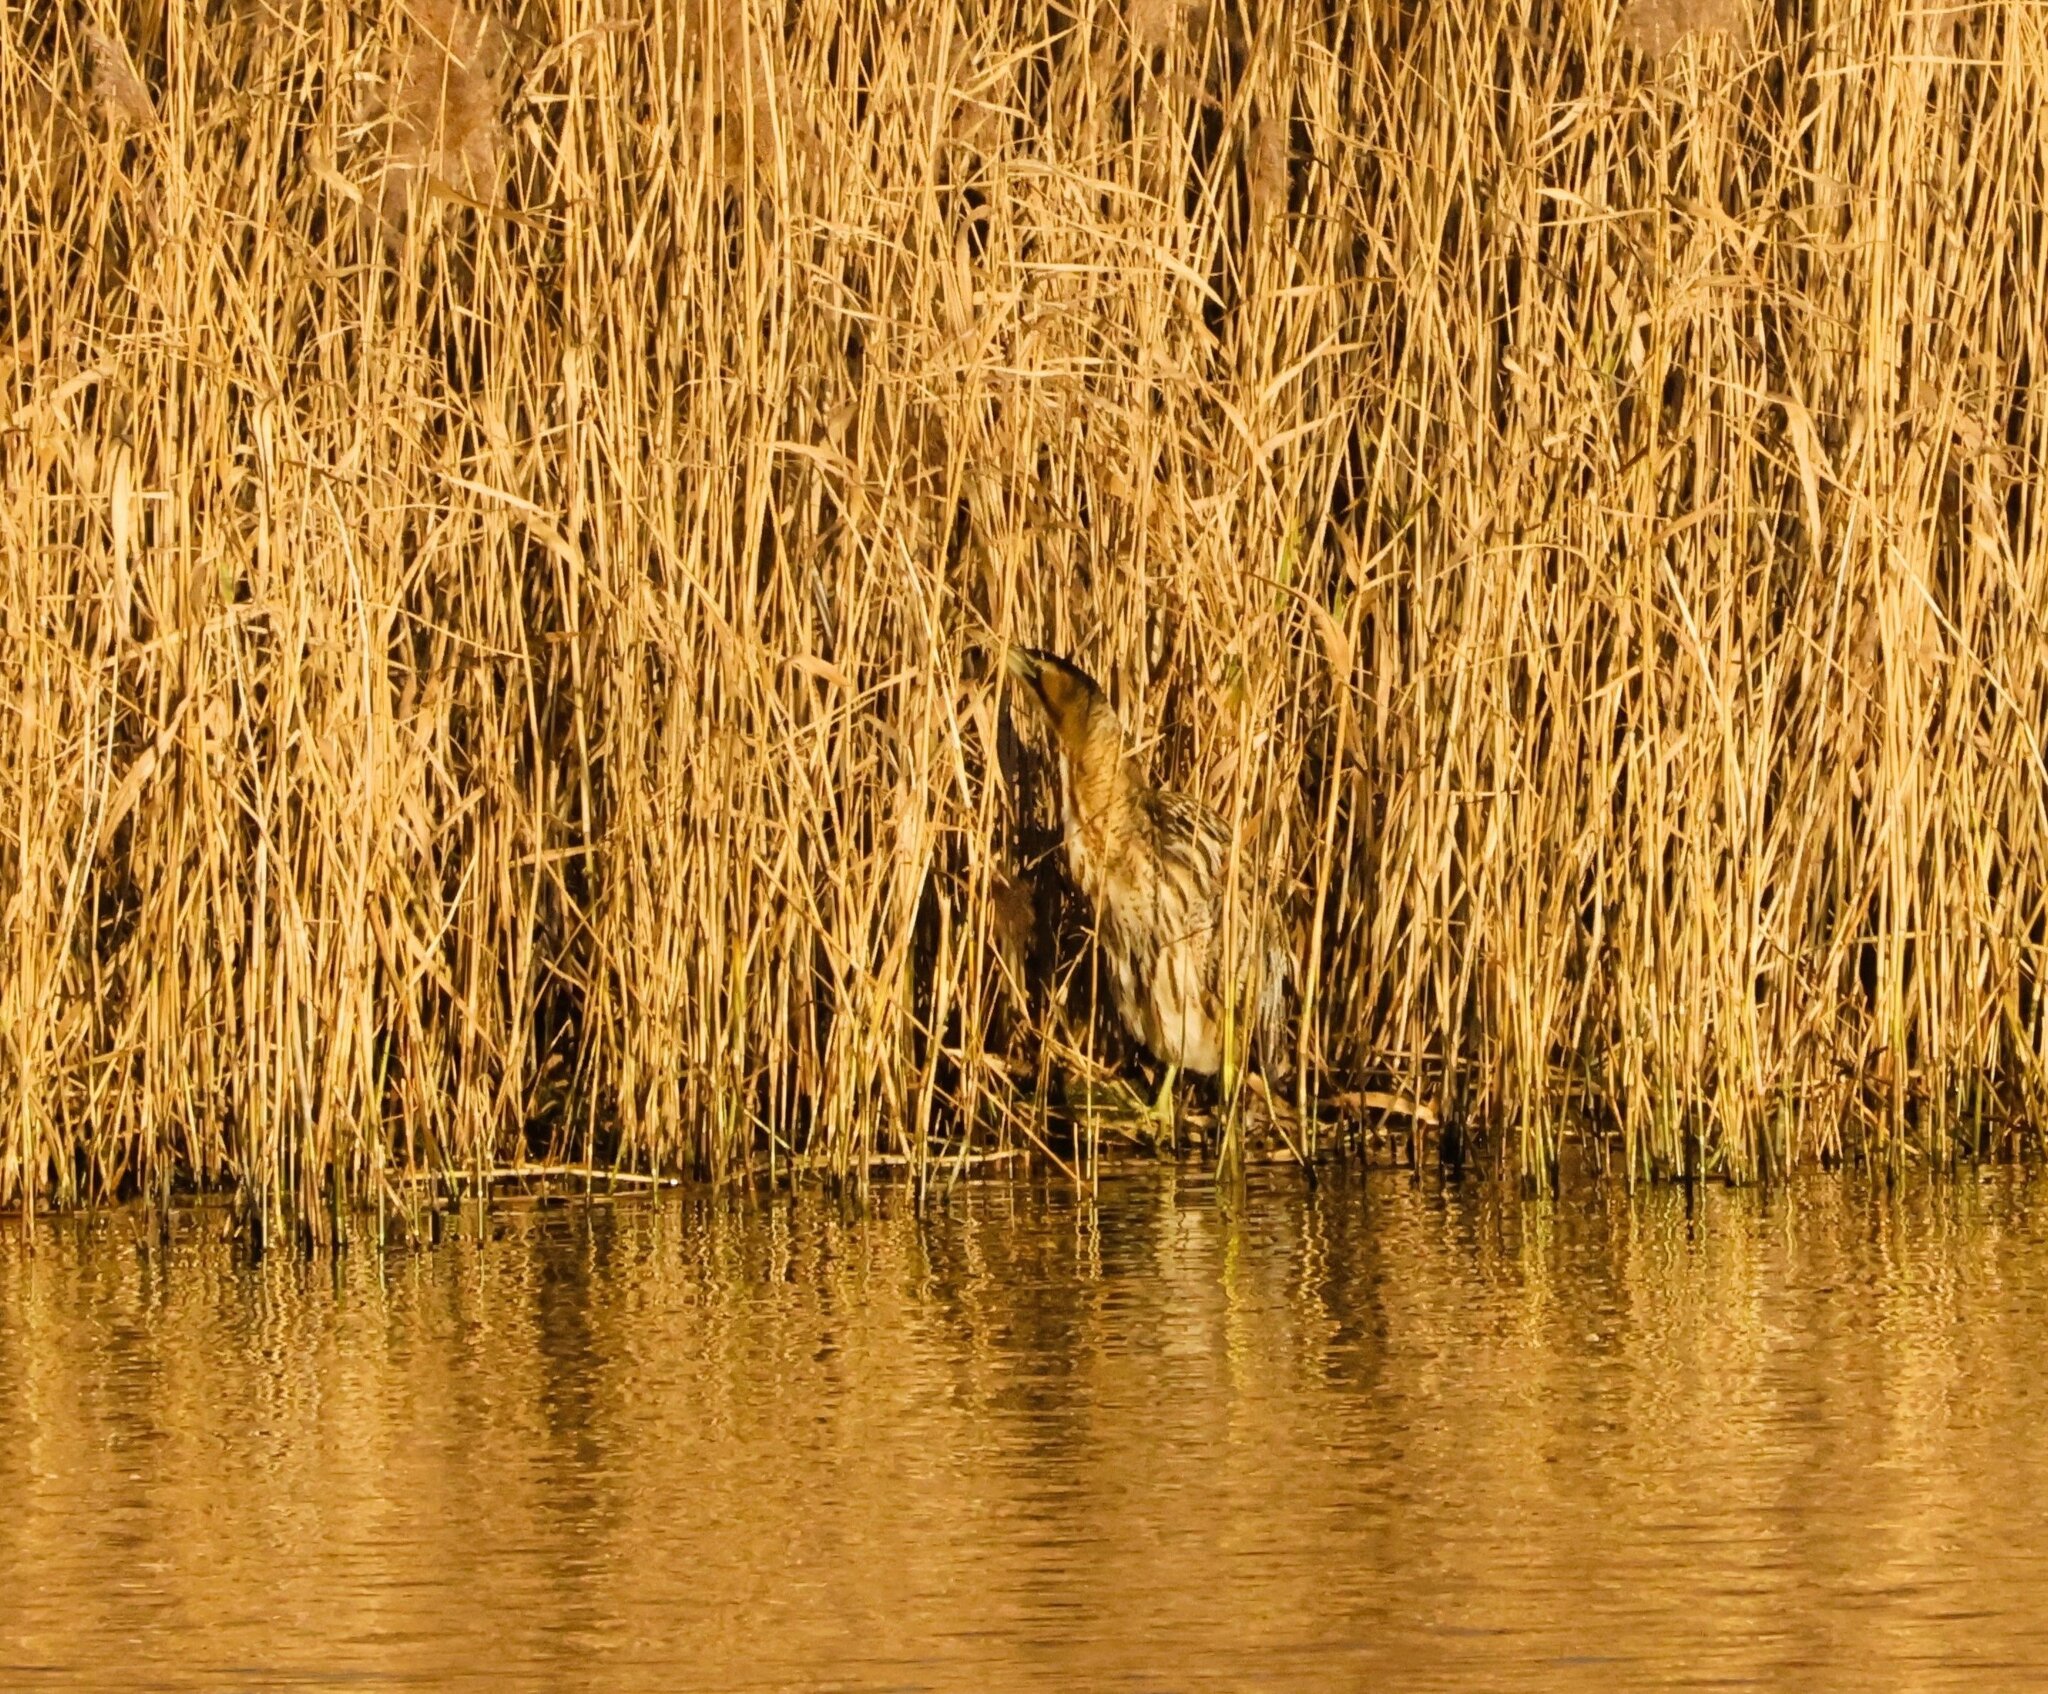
[2,0,2044,1236]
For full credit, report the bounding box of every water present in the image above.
[5,1168,2048,1691]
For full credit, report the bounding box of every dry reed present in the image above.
[1,0,2043,1237]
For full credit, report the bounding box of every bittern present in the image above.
[1005,645,1287,1129]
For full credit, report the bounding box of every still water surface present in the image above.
[5,1169,2048,1690]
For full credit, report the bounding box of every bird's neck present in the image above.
[1058,724,1138,855]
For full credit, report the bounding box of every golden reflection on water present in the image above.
[4,1170,2048,1691]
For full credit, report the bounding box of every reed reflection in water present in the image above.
[4,1170,2047,1690]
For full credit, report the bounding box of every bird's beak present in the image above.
[1004,645,1042,687]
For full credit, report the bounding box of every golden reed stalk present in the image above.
[1,0,2041,1236]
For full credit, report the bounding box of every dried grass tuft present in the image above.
[686,0,787,183]
[84,25,157,131]
[1616,0,1750,57]
[1128,0,1205,53]
[1246,101,1289,230]
[15,74,89,198]
[364,0,514,229]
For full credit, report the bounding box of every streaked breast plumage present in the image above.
[1005,645,1287,1077]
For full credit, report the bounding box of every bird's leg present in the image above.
[1152,1063,1179,1149]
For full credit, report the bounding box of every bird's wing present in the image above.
[1140,786,1290,981]
[1136,788,1231,869]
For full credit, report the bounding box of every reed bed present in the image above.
[3,0,2044,1235]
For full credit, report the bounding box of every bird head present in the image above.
[1005,646,1111,762]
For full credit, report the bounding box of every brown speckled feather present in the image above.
[1008,647,1287,1076]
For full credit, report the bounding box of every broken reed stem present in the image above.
[1,0,2043,1238]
